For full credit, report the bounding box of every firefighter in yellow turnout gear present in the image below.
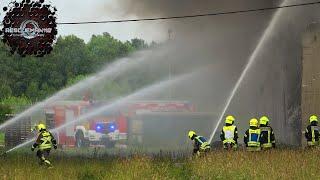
[188,131,211,156]
[244,118,261,151]
[220,115,238,149]
[259,116,275,149]
[31,124,57,167]
[305,115,320,147]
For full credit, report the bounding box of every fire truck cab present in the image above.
[45,101,127,148]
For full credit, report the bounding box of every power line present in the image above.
[57,1,320,25]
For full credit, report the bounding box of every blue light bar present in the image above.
[108,123,116,132]
[96,124,104,132]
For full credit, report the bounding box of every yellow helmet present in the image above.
[37,123,46,131]
[259,116,269,125]
[225,115,235,124]
[309,115,318,123]
[249,118,259,127]
[188,131,196,139]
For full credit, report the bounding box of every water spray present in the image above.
[208,0,288,143]
[0,49,163,131]
[5,70,200,153]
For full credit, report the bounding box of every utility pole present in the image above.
[168,29,173,99]
[168,29,172,41]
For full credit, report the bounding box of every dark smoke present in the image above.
[103,0,320,145]
[114,0,276,16]
[111,0,277,40]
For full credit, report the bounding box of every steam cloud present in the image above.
[102,0,319,145]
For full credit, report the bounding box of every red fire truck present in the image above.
[44,100,202,148]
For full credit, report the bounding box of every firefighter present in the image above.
[188,131,211,156]
[220,115,238,149]
[259,116,275,149]
[31,123,57,167]
[305,115,320,147]
[244,118,261,151]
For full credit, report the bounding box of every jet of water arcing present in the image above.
[0,49,165,131]
[5,70,200,153]
[5,137,36,153]
[208,0,288,143]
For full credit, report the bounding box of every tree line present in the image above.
[0,32,155,122]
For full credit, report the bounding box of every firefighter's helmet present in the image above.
[37,123,46,132]
[249,118,259,127]
[188,131,196,139]
[259,116,270,125]
[309,115,318,123]
[225,115,235,124]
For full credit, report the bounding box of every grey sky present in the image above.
[0,0,168,43]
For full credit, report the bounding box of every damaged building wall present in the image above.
[301,23,320,146]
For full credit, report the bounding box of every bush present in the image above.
[0,104,12,124]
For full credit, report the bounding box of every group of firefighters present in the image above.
[29,114,320,167]
[188,114,320,155]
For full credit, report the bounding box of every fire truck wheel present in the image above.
[75,131,87,148]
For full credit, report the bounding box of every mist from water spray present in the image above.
[208,0,288,143]
[6,71,198,153]
[0,49,165,131]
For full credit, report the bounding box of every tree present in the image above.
[1,96,32,113]
[0,84,12,100]
[66,74,88,87]
[26,81,38,101]
[87,33,133,70]
[130,38,148,50]
[0,104,12,124]
[0,32,152,103]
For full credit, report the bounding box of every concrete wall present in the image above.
[301,23,320,146]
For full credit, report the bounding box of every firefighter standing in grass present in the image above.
[220,115,238,150]
[31,123,57,167]
[259,116,275,149]
[244,118,261,151]
[305,115,320,147]
[188,131,211,156]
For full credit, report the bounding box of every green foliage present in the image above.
[0,84,12,100]
[87,33,135,69]
[1,96,32,107]
[0,96,32,114]
[66,75,88,87]
[0,33,152,103]
[130,38,148,50]
[0,133,4,145]
[0,104,12,124]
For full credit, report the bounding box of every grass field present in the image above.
[0,149,319,180]
[0,133,5,146]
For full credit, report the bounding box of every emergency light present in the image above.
[95,123,104,133]
[108,123,117,132]
[95,122,117,133]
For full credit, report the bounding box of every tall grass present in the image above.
[0,149,319,179]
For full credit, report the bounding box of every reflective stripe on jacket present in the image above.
[260,127,272,148]
[311,126,319,144]
[305,124,320,146]
[39,131,53,150]
[195,136,211,151]
[222,125,236,144]
[32,131,55,150]
[248,129,261,147]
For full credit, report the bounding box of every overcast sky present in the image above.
[0,0,169,43]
